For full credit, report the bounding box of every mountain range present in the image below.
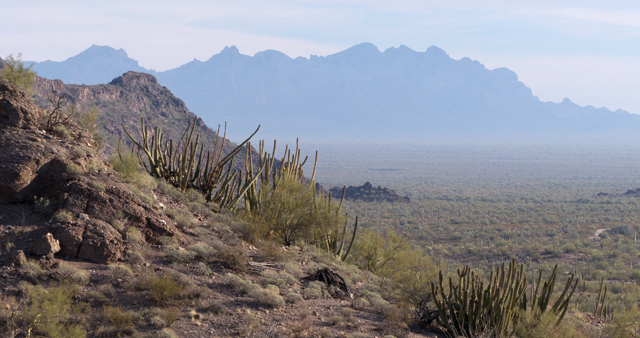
[28,44,640,144]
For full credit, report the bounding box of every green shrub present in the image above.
[165,246,196,263]
[21,261,46,279]
[76,107,104,150]
[220,273,285,308]
[217,245,249,273]
[108,264,134,280]
[0,53,36,92]
[33,196,57,216]
[515,310,576,338]
[261,270,297,289]
[125,227,145,246]
[102,305,140,332]
[236,311,259,337]
[53,209,74,223]
[284,292,304,304]
[302,281,325,299]
[66,163,84,177]
[253,172,316,246]
[18,284,86,338]
[157,328,178,338]
[195,262,212,276]
[109,150,139,180]
[53,125,70,138]
[197,299,226,314]
[165,208,196,231]
[56,263,90,285]
[188,242,217,261]
[139,273,186,305]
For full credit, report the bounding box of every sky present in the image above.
[2,1,640,114]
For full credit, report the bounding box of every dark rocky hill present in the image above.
[29,72,261,170]
[330,182,410,203]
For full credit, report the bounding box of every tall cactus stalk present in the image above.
[431,260,578,338]
[122,118,261,211]
[594,277,608,318]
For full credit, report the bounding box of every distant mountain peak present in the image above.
[82,44,128,58]
[220,46,240,55]
[425,45,449,58]
[346,42,381,54]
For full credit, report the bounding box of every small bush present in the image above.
[110,151,139,180]
[187,242,217,261]
[285,292,304,304]
[139,273,186,305]
[217,245,249,273]
[53,125,70,138]
[515,310,576,338]
[128,250,146,265]
[56,263,90,285]
[165,246,196,263]
[102,305,140,332]
[262,270,297,289]
[236,311,260,337]
[84,290,110,306]
[252,284,285,308]
[221,273,285,308]
[0,54,36,92]
[53,209,74,223]
[21,261,46,279]
[18,284,86,338]
[33,196,57,216]
[66,163,84,177]
[76,107,104,150]
[108,264,134,281]
[195,262,212,276]
[157,328,178,338]
[125,227,145,246]
[302,281,325,299]
[165,208,197,231]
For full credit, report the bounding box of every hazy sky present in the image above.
[2,1,640,114]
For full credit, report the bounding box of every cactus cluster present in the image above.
[123,118,261,210]
[431,261,578,337]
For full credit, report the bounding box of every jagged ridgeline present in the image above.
[30,71,261,170]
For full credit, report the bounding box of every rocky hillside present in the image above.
[29,71,260,167]
[0,82,179,264]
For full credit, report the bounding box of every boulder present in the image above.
[30,233,61,256]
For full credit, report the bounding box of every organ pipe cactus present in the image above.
[431,260,578,338]
[122,118,262,210]
[594,277,608,318]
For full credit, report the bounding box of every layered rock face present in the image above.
[0,83,180,263]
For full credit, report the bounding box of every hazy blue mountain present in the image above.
[28,45,153,85]
[28,43,640,144]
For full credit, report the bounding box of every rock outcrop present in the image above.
[30,233,61,256]
[0,83,180,263]
[329,182,410,203]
